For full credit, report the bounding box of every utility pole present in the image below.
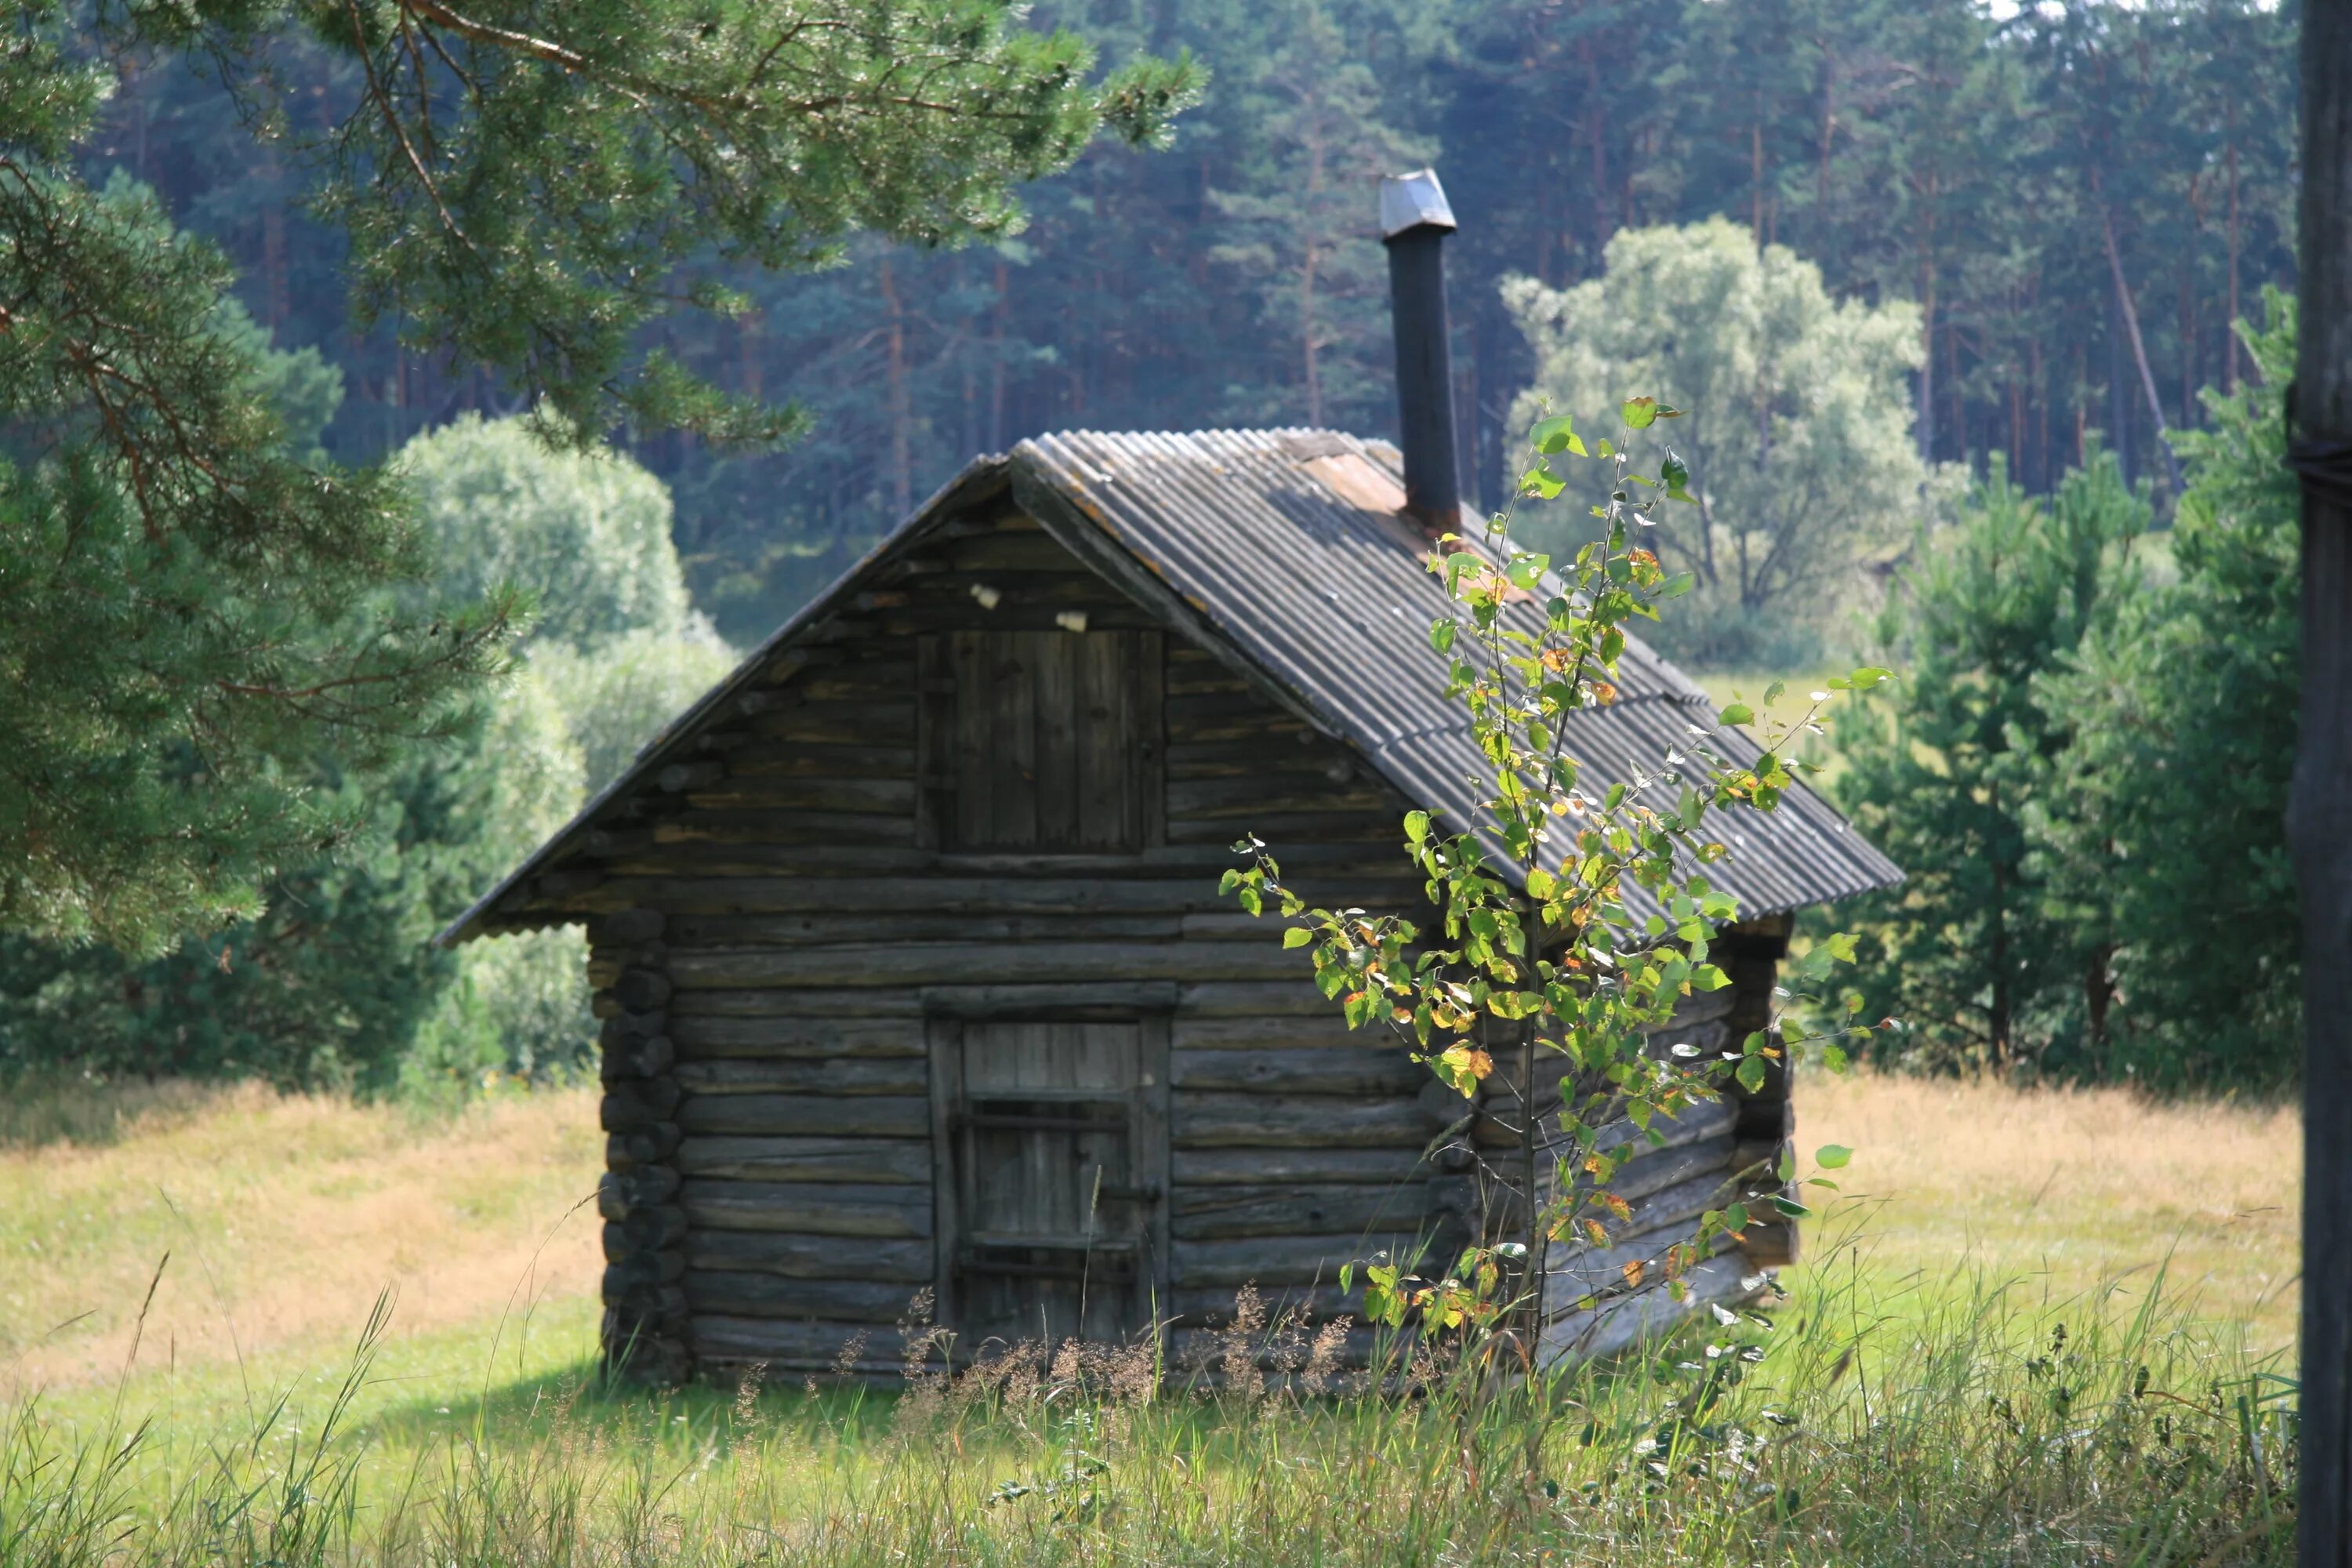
[2293,2,2352,1562]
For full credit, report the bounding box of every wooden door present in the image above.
[927,1018,1170,1348]
[917,630,1164,851]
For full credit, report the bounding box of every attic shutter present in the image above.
[919,630,1163,851]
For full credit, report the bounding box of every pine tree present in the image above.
[1834,453,2146,1073]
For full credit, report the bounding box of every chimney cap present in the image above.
[1379,169,1456,241]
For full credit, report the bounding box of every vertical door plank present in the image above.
[950,632,991,849]
[1134,631,1166,848]
[925,1018,964,1330]
[1034,633,1081,847]
[1075,633,1131,849]
[914,635,953,851]
[987,636,1040,846]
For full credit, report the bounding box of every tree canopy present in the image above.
[2,0,1195,949]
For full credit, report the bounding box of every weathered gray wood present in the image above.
[1165,739,1359,779]
[1135,1015,1174,1321]
[1173,1093,1434,1148]
[944,531,1088,572]
[686,1229,933,1280]
[677,1094,931,1138]
[1167,812,1397,846]
[1171,1046,1424,1096]
[667,987,926,1020]
[583,874,1401,918]
[1170,1015,1403,1052]
[1541,1248,1755,1367]
[1178,981,1367,1018]
[675,1136,931,1185]
[746,701,915,746]
[1594,1134,1739,1205]
[586,841,1410,882]
[1167,779,1392,818]
[726,743,917,780]
[667,942,1314,989]
[668,1015,924,1058]
[1172,1147,1424,1186]
[1165,1284,1352,1327]
[679,1179,933,1238]
[686,1272,927,1324]
[1591,1095,1738,1156]
[924,982,1181,1018]
[654,811,921,848]
[667,912,1185,948]
[691,1316,918,1372]
[684,779,916,815]
[927,1016,967,1331]
[1172,1233,1421,1289]
[673,1057,929,1097]
[1171,1183,1431,1240]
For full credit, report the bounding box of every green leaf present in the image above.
[1776,1146,1795,1184]
[1282,926,1312,949]
[1735,1055,1767,1094]
[1662,571,1696,598]
[1530,412,1577,454]
[1405,809,1432,844]
[1771,1196,1812,1218]
[1763,680,1785,706]
[1815,1144,1853,1169]
[1849,666,1893,690]
[1430,619,1458,654]
[1504,554,1551,591]
[1660,450,1689,492]
[1719,702,1753,727]
[1521,465,1566,500]
[1621,397,1659,430]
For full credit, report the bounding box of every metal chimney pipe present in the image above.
[1381,169,1462,533]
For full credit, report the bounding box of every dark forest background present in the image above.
[85,0,2301,645]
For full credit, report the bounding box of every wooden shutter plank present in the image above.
[1034,632,1081,847]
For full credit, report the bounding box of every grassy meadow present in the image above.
[0,1070,2300,1565]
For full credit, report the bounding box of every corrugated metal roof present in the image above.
[437,430,1897,945]
[1016,428,1900,924]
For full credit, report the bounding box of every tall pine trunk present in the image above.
[2295,2,2352,1561]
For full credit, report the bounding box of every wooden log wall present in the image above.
[507,497,1459,1379]
[508,492,1804,1380]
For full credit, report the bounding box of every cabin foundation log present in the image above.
[591,909,694,1385]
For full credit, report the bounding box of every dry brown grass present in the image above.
[0,1083,603,1396]
[1795,1069,2300,1353]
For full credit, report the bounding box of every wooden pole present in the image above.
[2295,2,2352,1560]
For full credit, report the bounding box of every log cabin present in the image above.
[437,171,1901,1383]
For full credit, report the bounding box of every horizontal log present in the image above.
[670,1015,924,1058]
[678,1094,931,1138]
[784,666,918,704]
[1589,1134,1738,1206]
[686,1272,927,1324]
[691,1316,920,1373]
[685,779,916,815]
[1592,1096,1738,1156]
[1171,1147,1427,1186]
[1164,737,1354,777]
[1544,1221,1742,1304]
[686,1228,933,1281]
[1171,1047,1425,1096]
[606,1124,681,1171]
[666,913,1184,948]
[679,1179,932,1239]
[725,743,918,780]
[583,842,1410,882]
[601,1080,683,1133]
[674,1057,928,1097]
[1167,780,1393,819]
[1167,812,1397,846]
[668,942,1315,990]
[745,701,915,746]
[654,811,921,848]
[1171,1015,1404,1052]
[1177,981,1360,1018]
[614,969,673,1011]
[575,876,1332,917]
[1173,1233,1428,1290]
[942,532,1087,572]
[599,908,666,945]
[670,988,925,1020]
[1171,1183,1434,1241]
[1541,1249,1755,1367]
[677,1136,930,1185]
[1173,1092,1436,1149]
[874,604,1163,636]
[924,982,1181,1018]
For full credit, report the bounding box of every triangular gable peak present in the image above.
[440,429,1897,946]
